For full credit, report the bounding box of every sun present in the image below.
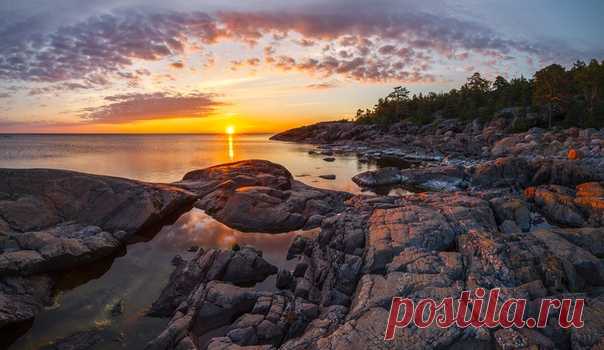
[225,125,235,135]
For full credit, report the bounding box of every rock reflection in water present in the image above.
[153,208,319,267]
[8,208,316,350]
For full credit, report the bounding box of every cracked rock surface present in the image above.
[2,136,604,349]
[146,156,604,350]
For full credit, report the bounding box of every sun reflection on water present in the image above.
[227,134,234,160]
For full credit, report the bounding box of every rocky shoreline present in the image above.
[1,118,603,349]
[270,118,604,166]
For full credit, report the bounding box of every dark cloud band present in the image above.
[79,92,223,123]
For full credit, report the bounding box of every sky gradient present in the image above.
[1,0,603,133]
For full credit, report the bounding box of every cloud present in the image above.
[215,10,560,58]
[0,3,586,88]
[0,117,83,131]
[295,38,316,47]
[170,61,185,69]
[265,53,435,83]
[0,10,221,84]
[306,81,340,90]
[230,57,261,70]
[28,82,99,96]
[79,92,223,123]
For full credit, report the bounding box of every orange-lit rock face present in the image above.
[576,182,604,198]
[567,148,580,160]
[528,182,604,227]
[524,187,537,199]
[575,182,604,212]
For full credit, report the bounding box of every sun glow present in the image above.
[226,125,235,135]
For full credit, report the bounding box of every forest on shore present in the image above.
[355,59,604,129]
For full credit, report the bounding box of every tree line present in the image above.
[355,59,604,129]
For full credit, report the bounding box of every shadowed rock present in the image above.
[149,247,277,317]
[0,275,53,328]
[38,328,112,350]
[148,199,371,350]
[0,169,196,276]
[352,167,401,187]
[471,157,603,189]
[0,169,195,235]
[0,168,195,329]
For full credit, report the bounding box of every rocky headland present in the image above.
[1,118,604,349]
[270,118,604,166]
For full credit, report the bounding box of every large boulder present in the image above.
[176,160,350,233]
[398,165,466,191]
[0,224,121,275]
[352,167,401,188]
[180,159,293,193]
[0,169,195,235]
[0,169,195,276]
[352,165,467,192]
[0,169,195,329]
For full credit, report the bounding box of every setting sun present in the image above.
[226,125,235,135]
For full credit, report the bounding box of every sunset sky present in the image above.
[0,0,603,133]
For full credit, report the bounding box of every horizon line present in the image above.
[0,132,278,136]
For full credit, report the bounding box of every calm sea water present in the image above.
[0,134,375,193]
[0,134,378,349]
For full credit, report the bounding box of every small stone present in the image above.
[227,327,257,345]
[171,255,184,266]
[276,269,293,289]
[319,174,336,180]
[568,148,581,160]
[322,289,350,307]
[256,320,282,341]
[500,220,521,234]
[323,157,336,162]
[293,261,309,277]
[110,299,124,317]
[494,328,528,350]
[294,278,312,299]
[287,236,310,259]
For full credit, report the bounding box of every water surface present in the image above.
[0,134,400,349]
[0,134,375,193]
[8,209,317,350]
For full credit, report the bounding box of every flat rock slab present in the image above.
[364,192,497,274]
